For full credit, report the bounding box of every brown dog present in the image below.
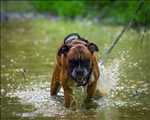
[50,33,103,107]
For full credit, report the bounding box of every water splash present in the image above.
[97,59,120,95]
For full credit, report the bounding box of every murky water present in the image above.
[1,19,150,120]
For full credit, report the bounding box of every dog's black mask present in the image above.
[68,59,92,86]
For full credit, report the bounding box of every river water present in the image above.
[1,19,150,120]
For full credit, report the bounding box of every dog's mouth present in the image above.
[70,68,92,87]
[70,75,89,86]
[76,78,88,87]
[73,72,92,86]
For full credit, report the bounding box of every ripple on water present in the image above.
[5,58,150,118]
[5,59,121,117]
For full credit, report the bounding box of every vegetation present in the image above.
[1,0,150,25]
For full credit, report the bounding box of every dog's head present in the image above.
[58,35,99,86]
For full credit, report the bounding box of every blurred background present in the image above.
[1,0,150,120]
[1,0,150,24]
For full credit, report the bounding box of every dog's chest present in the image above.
[72,85,87,106]
[67,79,87,103]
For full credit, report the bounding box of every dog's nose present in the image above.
[76,69,84,76]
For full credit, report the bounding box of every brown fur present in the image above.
[50,40,100,107]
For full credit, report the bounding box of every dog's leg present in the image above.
[91,55,107,97]
[60,71,73,107]
[87,80,97,98]
[50,65,61,96]
[87,55,100,98]
[58,55,73,107]
[62,85,73,107]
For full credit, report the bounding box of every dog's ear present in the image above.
[58,44,70,56]
[88,43,99,53]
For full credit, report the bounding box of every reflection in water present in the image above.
[1,20,150,120]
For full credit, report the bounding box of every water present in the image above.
[1,19,150,120]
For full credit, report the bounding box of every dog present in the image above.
[50,33,106,107]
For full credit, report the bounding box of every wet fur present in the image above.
[51,37,104,107]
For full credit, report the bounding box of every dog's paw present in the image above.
[95,89,108,97]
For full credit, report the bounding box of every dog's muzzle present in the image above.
[76,78,88,86]
[74,69,92,87]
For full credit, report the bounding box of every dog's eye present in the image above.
[69,60,77,67]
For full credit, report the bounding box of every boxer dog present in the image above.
[50,33,105,107]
